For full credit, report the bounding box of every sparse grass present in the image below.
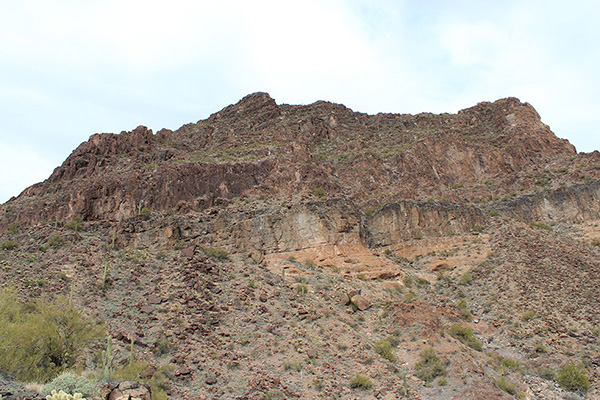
[538,366,555,380]
[357,273,368,281]
[65,216,83,232]
[458,270,473,285]
[283,361,302,372]
[496,374,516,395]
[415,277,430,286]
[349,373,373,390]
[448,323,483,351]
[456,299,473,322]
[521,310,537,321]
[529,222,552,231]
[374,339,396,362]
[201,247,229,260]
[1,240,19,251]
[534,342,548,354]
[501,358,521,371]
[403,290,416,303]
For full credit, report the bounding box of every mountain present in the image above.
[1,93,599,400]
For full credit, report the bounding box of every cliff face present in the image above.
[2,93,600,399]
[496,180,600,223]
[4,92,597,230]
[363,201,488,248]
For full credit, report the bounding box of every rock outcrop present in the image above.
[3,93,598,233]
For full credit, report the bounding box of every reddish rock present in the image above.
[147,294,163,304]
[140,305,154,314]
[181,246,195,260]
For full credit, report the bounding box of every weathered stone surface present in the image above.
[148,294,163,304]
[105,381,150,400]
[364,200,488,247]
[350,295,370,311]
[3,93,597,236]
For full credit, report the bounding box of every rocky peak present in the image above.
[2,93,599,231]
[208,92,280,128]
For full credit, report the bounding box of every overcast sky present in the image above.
[1,0,599,204]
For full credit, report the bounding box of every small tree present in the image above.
[0,290,104,382]
[556,363,590,392]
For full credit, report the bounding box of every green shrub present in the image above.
[357,273,368,281]
[374,339,396,362]
[113,360,173,400]
[529,222,552,231]
[0,289,104,382]
[460,308,473,322]
[65,217,83,232]
[521,310,536,321]
[41,372,99,398]
[458,271,473,285]
[415,347,446,384]
[533,342,548,354]
[0,240,18,251]
[501,358,521,371]
[349,373,372,389]
[48,232,65,247]
[415,277,430,286]
[201,247,229,260]
[7,222,18,233]
[496,374,516,394]
[313,187,326,199]
[556,363,590,392]
[295,283,308,294]
[448,324,483,351]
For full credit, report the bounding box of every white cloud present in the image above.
[1,0,599,203]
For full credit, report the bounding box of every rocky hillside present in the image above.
[1,93,599,400]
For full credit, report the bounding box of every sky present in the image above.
[1,0,599,204]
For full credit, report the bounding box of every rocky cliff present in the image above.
[1,93,600,399]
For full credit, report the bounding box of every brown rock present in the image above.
[350,295,370,311]
[147,294,163,304]
[181,246,195,260]
[338,292,350,306]
[205,375,217,385]
[139,305,154,314]
[174,366,192,376]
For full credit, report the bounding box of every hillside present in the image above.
[1,93,599,400]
